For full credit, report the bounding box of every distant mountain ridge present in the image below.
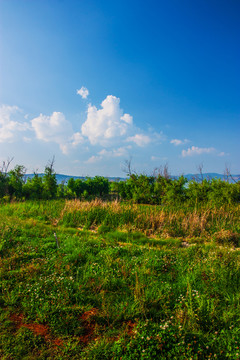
[24,173,126,183]
[24,173,240,184]
[174,173,240,182]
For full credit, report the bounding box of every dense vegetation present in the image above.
[0,161,240,358]
[0,198,240,359]
[0,161,240,206]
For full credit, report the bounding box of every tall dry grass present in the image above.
[58,199,240,240]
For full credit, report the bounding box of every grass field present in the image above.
[0,200,240,359]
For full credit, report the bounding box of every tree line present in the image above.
[0,160,239,206]
[0,159,111,201]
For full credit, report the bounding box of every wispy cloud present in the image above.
[151,155,168,161]
[23,137,32,143]
[127,133,151,147]
[182,146,215,157]
[171,138,190,146]
[77,86,89,99]
[85,146,130,163]
[218,151,226,157]
[85,155,101,164]
[99,147,130,158]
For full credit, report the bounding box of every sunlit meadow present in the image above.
[0,200,240,359]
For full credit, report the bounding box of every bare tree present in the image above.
[224,163,239,184]
[163,163,170,179]
[197,163,204,183]
[224,163,231,183]
[153,163,170,179]
[122,157,134,177]
[47,156,55,173]
[0,157,14,176]
[190,163,204,183]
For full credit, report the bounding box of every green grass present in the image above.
[0,200,240,359]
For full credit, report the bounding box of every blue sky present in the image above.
[0,0,239,176]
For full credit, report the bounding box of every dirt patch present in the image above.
[80,308,98,321]
[24,323,49,337]
[126,320,137,335]
[10,313,24,329]
[53,338,64,347]
[10,313,63,347]
[79,308,98,344]
[79,324,96,345]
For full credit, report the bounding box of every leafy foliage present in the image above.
[0,159,239,206]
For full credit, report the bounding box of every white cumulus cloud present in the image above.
[81,95,133,146]
[31,111,84,154]
[120,113,133,124]
[31,112,72,142]
[71,132,84,147]
[0,104,29,143]
[0,90,166,161]
[77,86,89,99]
[127,133,151,147]
[182,146,216,157]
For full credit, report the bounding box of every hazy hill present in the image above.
[24,173,240,184]
[24,173,126,184]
